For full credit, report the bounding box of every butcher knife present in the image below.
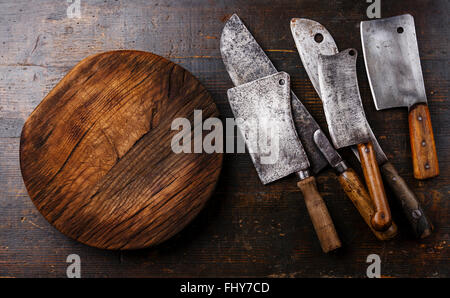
[290,18,433,238]
[222,15,341,252]
[361,14,439,180]
[227,72,341,252]
[222,14,397,242]
[317,48,392,231]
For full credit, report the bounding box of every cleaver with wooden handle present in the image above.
[318,49,392,231]
[227,72,341,253]
[222,14,341,252]
[291,18,432,238]
[361,14,439,180]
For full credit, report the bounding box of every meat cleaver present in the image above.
[317,49,392,231]
[222,14,341,252]
[290,19,398,240]
[290,18,433,238]
[361,14,439,180]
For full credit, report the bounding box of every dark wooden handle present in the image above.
[297,176,341,253]
[409,103,439,180]
[381,162,433,238]
[357,142,392,231]
[338,168,397,241]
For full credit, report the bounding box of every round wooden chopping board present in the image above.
[20,50,223,250]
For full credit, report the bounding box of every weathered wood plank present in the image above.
[0,0,448,277]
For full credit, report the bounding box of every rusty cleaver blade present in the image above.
[291,18,432,239]
[290,18,398,240]
[227,72,308,185]
[222,14,341,252]
[318,49,392,231]
[220,14,328,175]
[361,14,439,180]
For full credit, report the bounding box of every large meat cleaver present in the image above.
[227,72,341,252]
[290,18,432,238]
[317,49,392,231]
[361,14,439,180]
[222,14,341,252]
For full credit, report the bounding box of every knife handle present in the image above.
[297,176,341,253]
[357,142,392,231]
[409,103,439,179]
[380,162,433,238]
[338,168,397,241]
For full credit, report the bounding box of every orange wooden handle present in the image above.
[297,176,341,253]
[357,142,392,231]
[408,103,439,180]
[338,168,397,241]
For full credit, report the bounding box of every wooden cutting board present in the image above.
[20,50,223,250]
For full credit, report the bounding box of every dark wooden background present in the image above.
[0,0,448,278]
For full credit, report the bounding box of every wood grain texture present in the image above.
[338,168,397,241]
[357,142,392,231]
[19,50,223,250]
[297,176,341,253]
[0,0,448,278]
[409,103,439,179]
[380,162,433,238]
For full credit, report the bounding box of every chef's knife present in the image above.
[222,14,341,252]
[291,18,432,238]
[361,14,439,180]
[317,49,392,231]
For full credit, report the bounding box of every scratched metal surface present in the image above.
[291,19,389,165]
[361,14,428,110]
[0,0,448,277]
[227,72,309,184]
[221,14,328,175]
[313,130,344,169]
[291,18,339,97]
[318,49,372,148]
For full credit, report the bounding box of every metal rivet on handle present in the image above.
[418,116,423,121]
[422,141,426,147]
[425,163,430,169]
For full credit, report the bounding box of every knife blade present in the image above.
[220,14,328,175]
[291,18,432,238]
[361,14,439,180]
[318,49,392,231]
[227,72,309,185]
[221,14,341,252]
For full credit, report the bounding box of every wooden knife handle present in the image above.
[297,176,341,253]
[357,142,392,231]
[409,103,439,179]
[380,162,433,238]
[338,168,397,241]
